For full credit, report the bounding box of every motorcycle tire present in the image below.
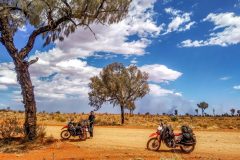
[79,131,87,141]
[61,130,71,140]
[180,144,195,153]
[147,137,161,151]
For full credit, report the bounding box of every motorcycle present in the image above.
[60,121,88,140]
[146,122,196,153]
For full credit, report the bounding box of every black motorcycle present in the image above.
[60,121,88,140]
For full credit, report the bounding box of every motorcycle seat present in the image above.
[174,133,182,136]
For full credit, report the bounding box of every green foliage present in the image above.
[0,0,132,46]
[170,116,178,122]
[88,63,149,123]
[230,108,235,116]
[197,102,209,116]
[89,63,149,110]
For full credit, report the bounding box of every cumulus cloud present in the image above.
[0,63,17,86]
[0,0,189,114]
[140,64,182,83]
[57,0,163,56]
[163,7,195,34]
[180,12,240,47]
[149,84,181,97]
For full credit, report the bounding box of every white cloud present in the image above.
[220,76,231,81]
[57,0,163,56]
[163,8,195,34]
[233,85,240,90]
[0,0,187,114]
[0,85,8,90]
[18,25,27,32]
[149,84,181,96]
[130,58,138,64]
[140,64,182,83]
[180,12,240,47]
[0,63,17,85]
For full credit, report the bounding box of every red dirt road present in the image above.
[0,126,240,160]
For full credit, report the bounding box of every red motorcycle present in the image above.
[147,122,196,153]
[60,121,88,140]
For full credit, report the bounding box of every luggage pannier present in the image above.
[181,125,193,142]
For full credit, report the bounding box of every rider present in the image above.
[68,118,76,134]
[88,111,95,137]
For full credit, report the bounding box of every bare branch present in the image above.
[28,57,39,65]
[82,23,97,40]
[18,16,69,59]
[95,0,106,18]
[61,0,72,12]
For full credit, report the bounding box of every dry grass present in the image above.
[1,110,239,130]
[0,116,57,153]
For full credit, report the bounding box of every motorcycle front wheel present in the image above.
[180,144,195,153]
[60,130,71,140]
[147,137,161,151]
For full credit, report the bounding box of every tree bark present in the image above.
[120,105,124,124]
[15,61,37,140]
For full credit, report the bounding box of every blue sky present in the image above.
[1,0,240,115]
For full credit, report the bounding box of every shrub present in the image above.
[145,112,150,115]
[170,116,178,122]
[56,116,66,122]
[0,117,24,140]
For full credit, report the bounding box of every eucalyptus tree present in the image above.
[88,63,149,124]
[0,0,132,140]
[197,102,208,116]
[237,110,240,116]
[230,108,235,116]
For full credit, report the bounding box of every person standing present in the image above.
[88,111,95,137]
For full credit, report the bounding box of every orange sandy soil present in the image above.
[1,126,240,160]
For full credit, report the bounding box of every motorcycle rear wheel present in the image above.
[180,144,195,153]
[61,130,71,140]
[79,131,87,141]
[147,137,161,151]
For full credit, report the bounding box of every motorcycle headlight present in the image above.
[157,126,163,131]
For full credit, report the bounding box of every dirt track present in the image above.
[1,126,240,160]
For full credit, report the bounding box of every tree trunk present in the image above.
[120,105,124,124]
[130,109,133,116]
[15,61,37,140]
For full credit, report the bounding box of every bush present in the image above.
[0,117,24,140]
[170,116,178,122]
[56,116,66,122]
